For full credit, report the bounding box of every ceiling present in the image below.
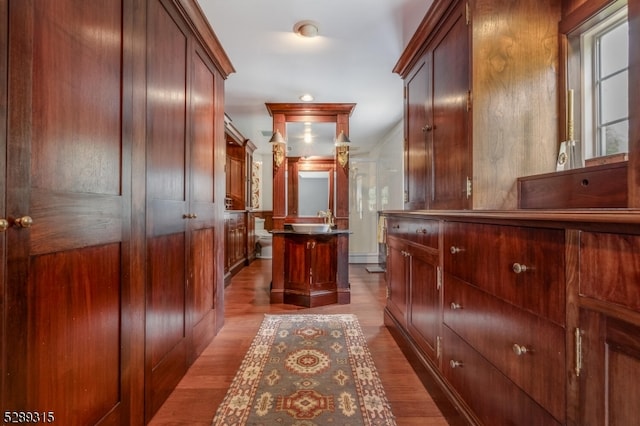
[198,0,433,156]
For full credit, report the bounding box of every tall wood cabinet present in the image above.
[395,0,561,210]
[1,1,233,424]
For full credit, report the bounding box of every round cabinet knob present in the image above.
[422,124,433,132]
[14,216,33,228]
[512,343,530,356]
[450,302,463,310]
[450,246,463,254]
[512,263,530,274]
[449,360,463,369]
[0,219,8,232]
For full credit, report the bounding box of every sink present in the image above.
[291,223,331,233]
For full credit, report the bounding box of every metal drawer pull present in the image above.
[512,344,530,356]
[450,302,463,310]
[450,246,463,254]
[416,228,427,234]
[512,263,530,274]
[14,216,34,228]
[0,219,8,232]
[449,360,463,368]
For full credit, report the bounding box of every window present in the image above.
[568,2,628,160]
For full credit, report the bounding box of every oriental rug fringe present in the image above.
[212,314,396,425]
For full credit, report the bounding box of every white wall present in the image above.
[348,120,404,263]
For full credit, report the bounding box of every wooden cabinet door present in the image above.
[310,237,337,292]
[187,45,219,361]
[284,236,308,293]
[404,54,431,210]
[145,0,190,418]
[431,1,470,209]
[577,310,640,425]
[407,244,440,362]
[386,236,409,327]
[4,1,131,424]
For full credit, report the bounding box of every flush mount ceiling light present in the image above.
[299,94,314,102]
[293,20,319,38]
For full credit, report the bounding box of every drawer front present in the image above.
[442,326,561,426]
[444,221,565,325]
[386,217,439,249]
[444,275,565,422]
[580,231,640,311]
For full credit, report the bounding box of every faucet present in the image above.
[317,209,334,227]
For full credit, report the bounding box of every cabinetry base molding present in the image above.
[384,309,480,426]
[283,290,338,308]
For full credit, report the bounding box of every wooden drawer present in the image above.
[442,326,561,426]
[444,221,565,325]
[580,231,640,311]
[386,217,439,249]
[443,275,565,423]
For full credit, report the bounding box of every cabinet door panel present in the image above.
[432,6,470,209]
[5,1,127,424]
[407,244,440,360]
[145,0,189,418]
[405,57,431,210]
[579,310,640,426]
[386,236,408,326]
[311,238,337,291]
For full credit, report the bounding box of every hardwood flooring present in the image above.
[149,259,463,425]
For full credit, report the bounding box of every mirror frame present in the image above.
[265,103,355,227]
[287,157,335,217]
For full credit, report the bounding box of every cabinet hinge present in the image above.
[467,90,472,111]
[466,2,471,25]
[436,266,442,290]
[386,286,390,299]
[436,336,442,360]
[404,190,409,203]
[465,176,472,199]
[575,328,583,377]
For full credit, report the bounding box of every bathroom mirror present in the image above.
[287,157,334,217]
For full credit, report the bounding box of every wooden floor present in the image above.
[149,259,464,425]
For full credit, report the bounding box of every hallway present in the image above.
[149,260,462,425]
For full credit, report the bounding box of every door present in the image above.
[145,0,191,419]
[3,1,131,424]
[385,236,409,327]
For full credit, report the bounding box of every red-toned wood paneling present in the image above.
[4,1,129,424]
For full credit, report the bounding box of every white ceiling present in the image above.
[198,0,433,156]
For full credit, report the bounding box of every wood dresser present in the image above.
[382,209,640,426]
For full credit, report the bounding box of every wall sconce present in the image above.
[335,131,350,169]
[269,129,286,170]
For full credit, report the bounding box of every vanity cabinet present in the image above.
[283,233,338,307]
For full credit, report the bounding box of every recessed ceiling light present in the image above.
[300,94,314,102]
[293,20,319,38]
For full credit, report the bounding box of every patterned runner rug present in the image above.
[212,314,396,425]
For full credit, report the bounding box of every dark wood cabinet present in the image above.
[400,0,470,210]
[383,211,640,426]
[1,0,232,424]
[396,0,561,209]
[572,231,640,426]
[283,233,338,307]
[386,217,441,362]
[224,211,247,279]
